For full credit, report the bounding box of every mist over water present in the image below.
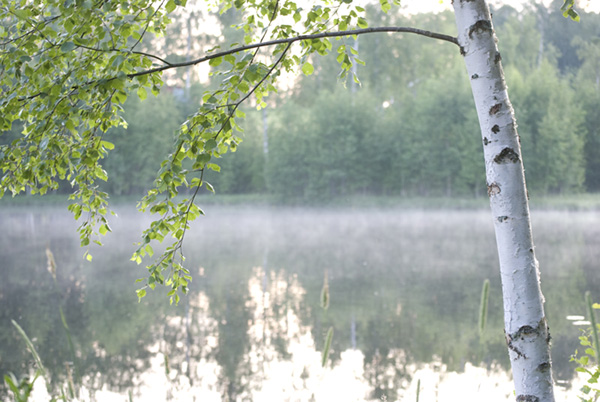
[0,205,598,401]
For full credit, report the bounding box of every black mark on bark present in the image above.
[516,396,540,402]
[515,325,537,338]
[508,342,526,359]
[483,137,490,146]
[471,73,479,79]
[489,103,502,115]
[468,20,493,39]
[544,317,552,343]
[494,52,502,64]
[491,124,500,133]
[497,216,508,222]
[537,362,551,372]
[494,147,520,164]
[487,182,501,197]
[505,320,549,361]
[505,330,526,359]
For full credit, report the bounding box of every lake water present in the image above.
[0,204,598,401]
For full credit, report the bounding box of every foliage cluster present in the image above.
[1,0,390,301]
[573,330,600,401]
[571,293,600,402]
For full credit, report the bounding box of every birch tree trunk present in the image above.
[452,1,555,400]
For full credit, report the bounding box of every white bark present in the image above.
[452,1,555,401]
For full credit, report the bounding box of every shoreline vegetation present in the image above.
[2,192,600,211]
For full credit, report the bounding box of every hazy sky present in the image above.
[399,0,599,14]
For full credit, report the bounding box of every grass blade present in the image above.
[321,327,334,367]
[320,270,329,310]
[478,279,490,336]
[11,320,46,378]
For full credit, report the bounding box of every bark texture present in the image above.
[452,1,555,401]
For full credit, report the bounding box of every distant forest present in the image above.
[6,1,600,200]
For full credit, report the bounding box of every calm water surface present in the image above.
[0,205,598,401]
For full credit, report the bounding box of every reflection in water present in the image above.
[0,206,598,401]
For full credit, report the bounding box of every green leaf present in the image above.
[165,0,177,13]
[561,0,574,12]
[209,57,223,67]
[380,0,391,13]
[60,41,76,52]
[238,81,249,93]
[205,139,217,150]
[12,9,31,20]
[136,289,146,300]
[207,163,221,172]
[99,224,111,235]
[357,17,368,29]
[109,78,126,91]
[145,244,154,257]
[561,0,580,21]
[137,87,148,101]
[302,62,314,76]
[100,141,115,150]
[567,9,580,21]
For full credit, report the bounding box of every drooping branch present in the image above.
[127,26,459,79]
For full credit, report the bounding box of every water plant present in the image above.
[571,292,600,401]
[320,270,334,367]
[3,320,69,402]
